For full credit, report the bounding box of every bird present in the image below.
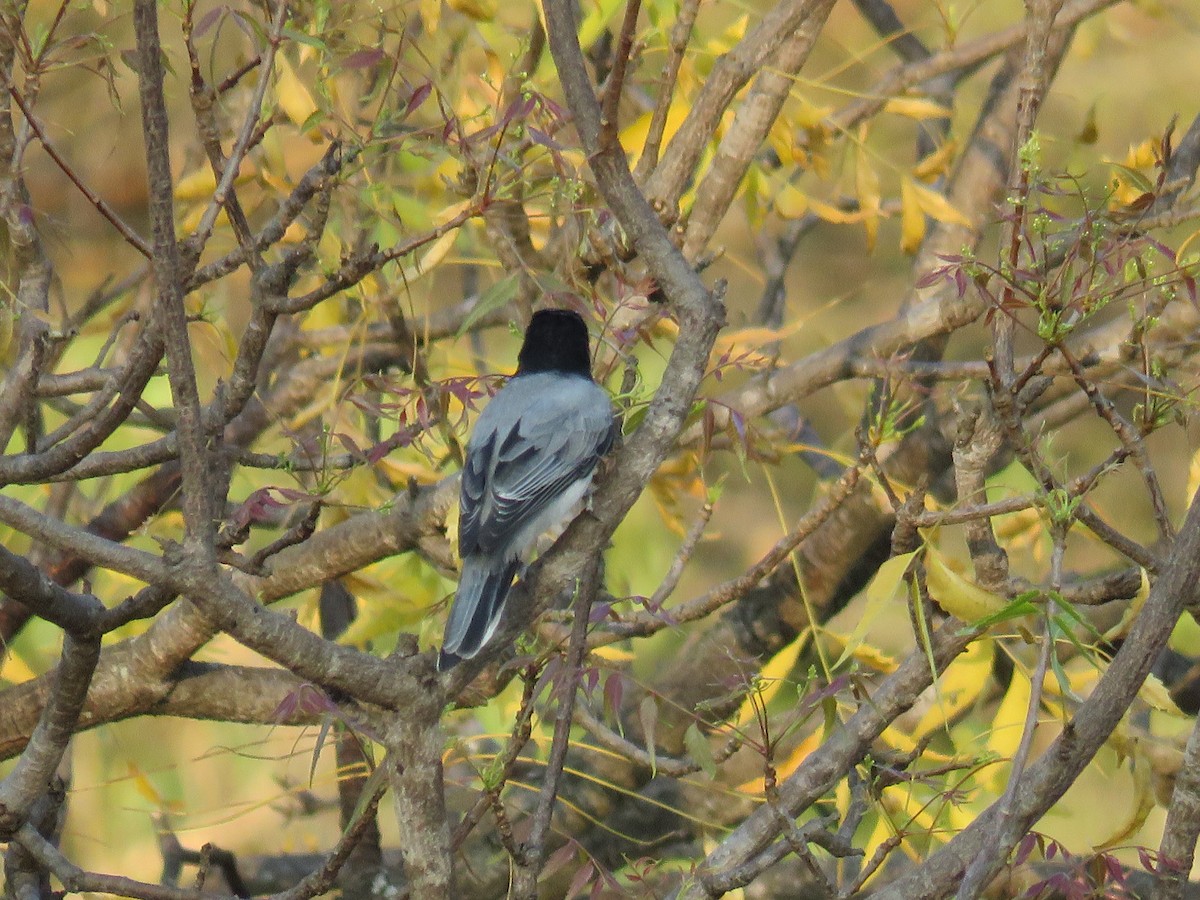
[439,308,616,669]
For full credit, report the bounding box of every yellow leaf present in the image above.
[579,0,629,49]
[899,177,926,254]
[623,102,690,166]
[986,667,1031,792]
[859,782,963,877]
[398,230,458,284]
[775,181,808,219]
[339,555,451,646]
[792,96,834,130]
[923,546,1009,622]
[1103,568,1150,642]
[376,455,441,485]
[824,630,900,676]
[259,166,292,196]
[860,812,897,881]
[713,321,806,353]
[275,56,318,128]
[447,0,497,22]
[914,639,993,738]
[1170,611,1200,655]
[0,298,15,359]
[884,96,952,121]
[879,723,917,754]
[174,168,217,201]
[732,632,807,729]
[735,729,821,794]
[913,139,958,181]
[1139,672,1187,717]
[421,0,442,29]
[591,645,636,663]
[703,14,748,57]
[1120,138,1158,170]
[845,642,899,673]
[879,784,939,837]
[0,648,37,684]
[833,551,916,669]
[128,761,166,807]
[1095,752,1155,850]
[1189,448,1200,506]
[855,140,882,251]
[906,178,973,228]
[1174,224,1200,261]
[808,196,864,225]
[767,120,796,168]
[174,162,257,201]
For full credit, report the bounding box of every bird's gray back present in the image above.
[459,372,615,557]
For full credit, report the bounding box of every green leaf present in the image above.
[347,757,388,830]
[310,715,334,788]
[1111,163,1154,194]
[457,274,519,338]
[832,550,917,669]
[639,695,658,777]
[958,596,1039,633]
[283,27,329,51]
[684,723,717,779]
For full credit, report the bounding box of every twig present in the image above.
[275,202,479,314]
[830,0,1114,136]
[680,0,836,262]
[991,0,1066,398]
[574,702,697,778]
[384,658,452,897]
[14,823,233,900]
[677,619,980,898]
[511,559,601,898]
[642,0,819,216]
[597,456,862,642]
[132,0,216,548]
[5,86,151,257]
[633,0,699,182]
[187,1,290,257]
[952,401,1009,588]
[647,498,714,608]
[268,778,388,900]
[1056,343,1173,542]
[955,529,1061,898]
[450,665,541,851]
[598,0,642,152]
[244,501,322,574]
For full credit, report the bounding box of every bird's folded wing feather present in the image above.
[460,386,614,555]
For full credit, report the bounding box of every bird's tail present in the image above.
[439,556,520,669]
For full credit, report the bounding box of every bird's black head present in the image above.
[516,309,593,377]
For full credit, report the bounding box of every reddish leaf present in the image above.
[603,672,624,724]
[405,81,432,118]
[343,48,385,69]
[544,840,579,878]
[336,431,366,461]
[1013,830,1039,868]
[1103,853,1126,884]
[272,691,298,722]
[194,5,226,36]
[529,127,564,151]
[566,861,594,899]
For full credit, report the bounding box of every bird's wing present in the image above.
[459,378,615,556]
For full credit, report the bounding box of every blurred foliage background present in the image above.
[3,0,1200,895]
